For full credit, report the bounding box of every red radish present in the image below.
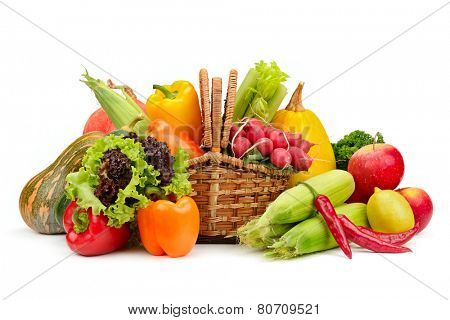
[246,126,265,144]
[302,155,313,171]
[255,138,273,157]
[271,148,292,168]
[232,136,251,158]
[287,132,302,148]
[289,147,313,171]
[299,139,314,153]
[244,118,265,132]
[268,129,288,149]
[265,126,277,138]
[230,124,246,140]
[83,108,115,134]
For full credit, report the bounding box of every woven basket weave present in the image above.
[189,69,291,243]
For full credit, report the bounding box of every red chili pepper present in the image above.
[63,201,130,256]
[351,222,419,245]
[314,195,353,259]
[338,215,411,253]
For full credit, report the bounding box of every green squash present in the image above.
[19,131,104,234]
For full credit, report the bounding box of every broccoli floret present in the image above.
[332,130,385,170]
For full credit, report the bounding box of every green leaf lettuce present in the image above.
[65,134,158,227]
[162,148,192,199]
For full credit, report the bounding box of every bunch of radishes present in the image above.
[229,118,314,171]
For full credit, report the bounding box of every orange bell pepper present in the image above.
[137,197,200,258]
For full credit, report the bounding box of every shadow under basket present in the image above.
[188,152,290,244]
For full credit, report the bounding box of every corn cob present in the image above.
[238,218,295,249]
[258,170,355,227]
[266,203,369,259]
[238,170,354,248]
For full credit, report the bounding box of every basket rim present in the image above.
[188,151,291,177]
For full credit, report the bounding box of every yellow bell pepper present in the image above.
[146,81,202,145]
[271,82,336,187]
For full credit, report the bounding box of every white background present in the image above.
[1,0,449,319]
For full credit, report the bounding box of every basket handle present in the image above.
[211,77,222,152]
[221,69,238,149]
[199,69,212,149]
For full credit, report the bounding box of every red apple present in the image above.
[347,144,404,203]
[397,187,433,233]
[83,108,115,134]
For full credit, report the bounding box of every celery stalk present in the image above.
[266,84,287,122]
[233,68,258,121]
[233,61,288,122]
[244,84,288,121]
[243,96,267,119]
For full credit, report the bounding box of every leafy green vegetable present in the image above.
[162,148,192,199]
[332,130,385,170]
[65,168,104,214]
[242,148,265,165]
[72,210,90,234]
[65,134,193,227]
[65,134,156,227]
[233,61,288,122]
[254,61,288,100]
[247,97,268,121]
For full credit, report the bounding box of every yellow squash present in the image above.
[271,82,336,187]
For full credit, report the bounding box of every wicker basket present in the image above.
[188,69,291,243]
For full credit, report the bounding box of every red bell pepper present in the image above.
[63,201,130,256]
